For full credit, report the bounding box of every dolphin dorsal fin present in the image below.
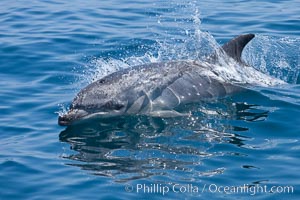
[221,34,255,63]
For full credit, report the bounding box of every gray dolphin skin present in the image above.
[58,34,255,126]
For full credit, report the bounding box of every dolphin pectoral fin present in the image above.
[149,110,189,118]
[221,33,255,63]
[126,95,145,114]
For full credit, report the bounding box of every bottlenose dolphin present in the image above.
[58,34,264,126]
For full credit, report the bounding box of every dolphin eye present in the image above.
[103,101,124,110]
[114,104,124,110]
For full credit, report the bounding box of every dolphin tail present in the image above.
[221,33,255,63]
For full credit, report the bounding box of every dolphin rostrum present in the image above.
[58,34,267,126]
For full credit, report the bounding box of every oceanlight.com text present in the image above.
[124,183,294,196]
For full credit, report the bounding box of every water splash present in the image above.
[56,103,69,117]
[243,35,300,84]
[154,3,220,62]
[76,9,292,90]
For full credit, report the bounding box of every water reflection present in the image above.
[59,98,270,182]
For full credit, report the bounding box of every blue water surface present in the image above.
[0,0,300,199]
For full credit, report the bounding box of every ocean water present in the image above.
[0,0,299,199]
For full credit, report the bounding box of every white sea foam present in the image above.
[243,35,300,84]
